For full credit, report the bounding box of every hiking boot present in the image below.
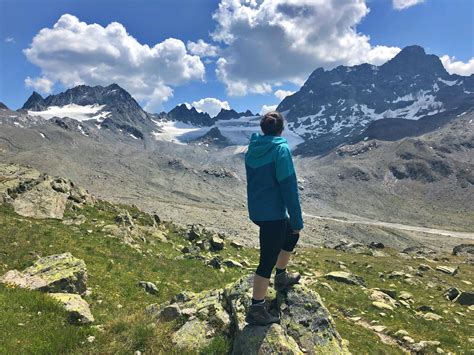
[245,302,280,326]
[274,271,301,292]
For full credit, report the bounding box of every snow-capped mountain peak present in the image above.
[277,45,474,154]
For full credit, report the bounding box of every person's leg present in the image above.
[274,219,301,291]
[275,250,292,270]
[276,218,300,270]
[253,220,286,302]
[252,274,270,301]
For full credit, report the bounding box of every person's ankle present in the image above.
[275,267,286,275]
[251,298,265,305]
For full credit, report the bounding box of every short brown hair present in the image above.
[260,111,284,136]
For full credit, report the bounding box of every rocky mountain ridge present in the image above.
[12,45,473,154]
[278,45,474,154]
[215,108,254,121]
[21,83,156,139]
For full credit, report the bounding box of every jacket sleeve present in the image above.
[275,145,304,231]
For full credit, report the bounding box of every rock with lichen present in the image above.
[0,252,87,295]
[1,164,92,219]
[324,271,366,286]
[11,178,69,219]
[148,274,349,354]
[49,293,94,324]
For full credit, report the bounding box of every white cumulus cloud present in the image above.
[5,36,15,43]
[393,0,424,10]
[23,14,205,111]
[187,39,220,57]
[260,104,278,115]
[190,97,230,117]
[440,55,474,76]
[211,0,400,96]
[274,89,295,101]
[25,76,54,94]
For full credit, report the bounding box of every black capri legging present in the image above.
[253,218,300,278]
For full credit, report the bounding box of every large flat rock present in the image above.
[12,179,68,219]
[1,252,88,295]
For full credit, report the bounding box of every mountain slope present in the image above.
[297,112,474,233]
[23,83,156,139]
[278,45,474,154]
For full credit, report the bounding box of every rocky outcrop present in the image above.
[148,274,349,354]
[11,179,69,219]
[1,164,92,219]
[402,245,437,257]
[101,216,168,253]
[336,141,378,157]
[452,244,474,263]
[0,253,93,325]
[1,252,88,295]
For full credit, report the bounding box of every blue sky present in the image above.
[1,0,473,115]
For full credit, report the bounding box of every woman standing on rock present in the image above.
[244,111,304,326]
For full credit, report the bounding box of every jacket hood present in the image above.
[246,132,287,158]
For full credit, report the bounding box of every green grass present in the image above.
[0,201,472,354]
[333,318,401,355]
[0,286,90,354]
[300,248,474,354]
[0,202,246,353]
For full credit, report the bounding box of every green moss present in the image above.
[199,335,231,355]
[0,286,90,354]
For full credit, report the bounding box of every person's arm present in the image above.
[275,145,303,231]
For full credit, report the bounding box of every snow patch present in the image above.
[77,125,88,136]
[438,78,457,86]
[28,104,111,122]
[393,93,415,103]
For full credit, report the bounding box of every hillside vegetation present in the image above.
[0,177,472,353]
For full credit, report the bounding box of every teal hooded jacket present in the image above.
[245,133,303,230]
